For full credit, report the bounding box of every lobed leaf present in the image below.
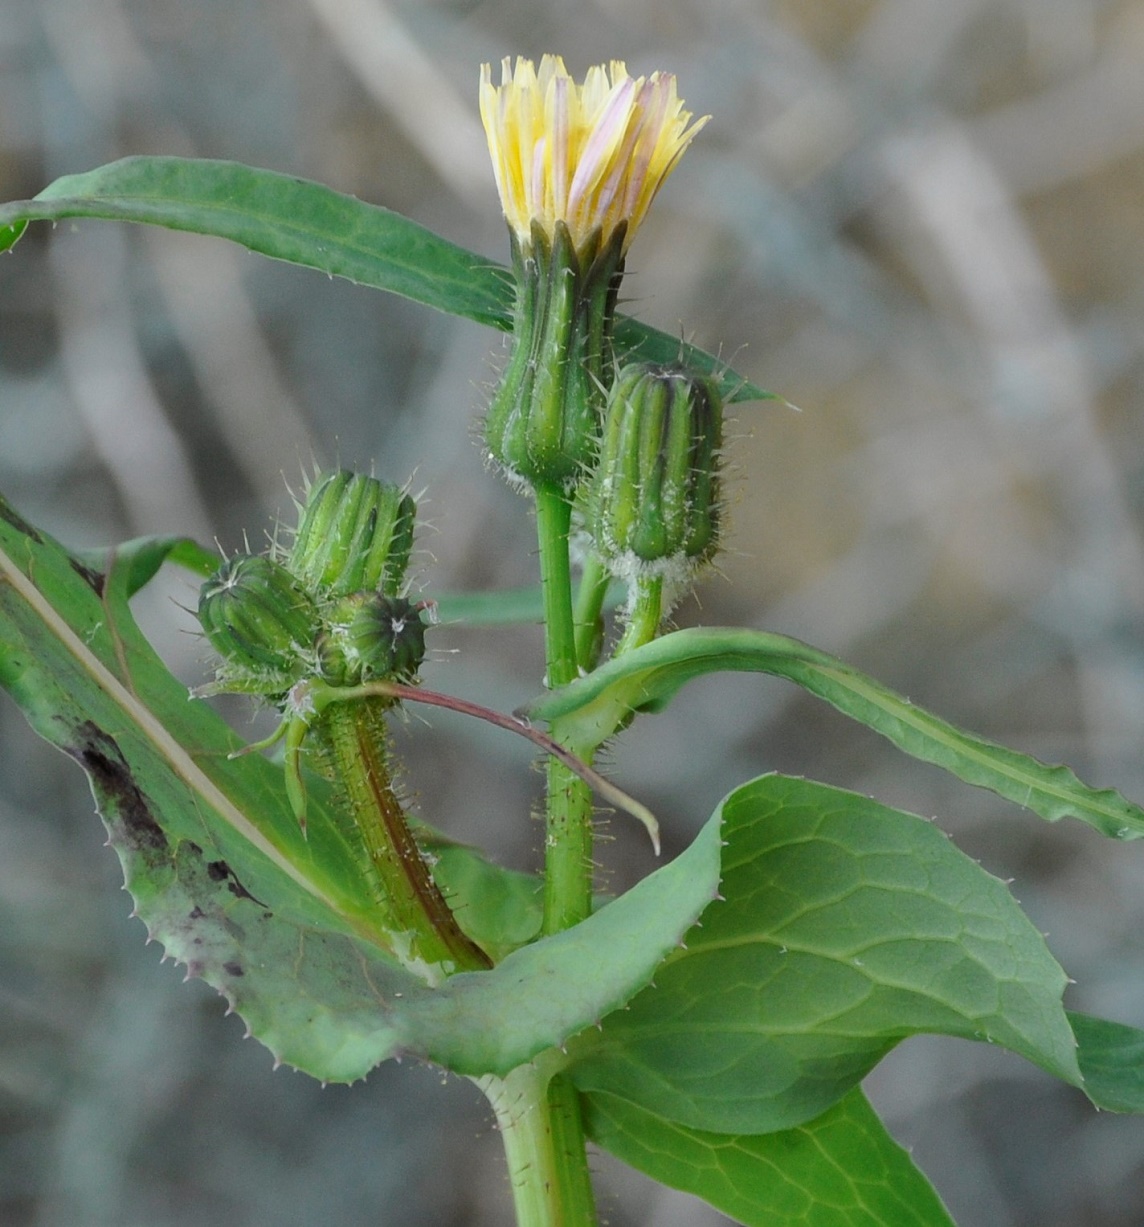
[525,627,1144,842]
[584,1088,956,1227]
[0,156,769,404]
[567,774,1081,1134]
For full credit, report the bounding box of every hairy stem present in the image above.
[529,482,599,1224]
[534,485,595,934]
[318,699,491,981]
[535,485,579,692]
[478,1062,597,1227]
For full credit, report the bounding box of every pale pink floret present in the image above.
[479,55,708,258]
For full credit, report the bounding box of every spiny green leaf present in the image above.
[0,217,26,253]
[0,157,769,405]
[384,808,721,1076]
[36,156,510,328]
[525,626,1144,842]
[0,497,377,941]
[567,774,1080,1134]
[0,493,720,1080]
[584,1088,956,1227]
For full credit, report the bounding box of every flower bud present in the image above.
[288,471,416,598]
[198,554,318,692]
[586,362,723,573]
[484,222,624,491]
[317,593,429,687]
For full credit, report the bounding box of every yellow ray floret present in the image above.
[479,55,708,257]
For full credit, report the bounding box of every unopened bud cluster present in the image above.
[197,471,429,699]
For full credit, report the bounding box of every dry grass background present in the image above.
[3,0,1144,1223]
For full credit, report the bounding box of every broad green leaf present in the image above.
[567,774,1080,1134]
[384,809,721,1076]
[1069,1011,1144,1113]
[585,1088,956,1227]
[0,497,378,939]
[0,157,769,404]
[0,496,429,1079]
[0,494,720,1079]
[525,626,1144,842]
[32,157,508,327]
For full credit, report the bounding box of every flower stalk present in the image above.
[477,1059,597,1227]
[475,54,712,1227]
[313,698,491,982]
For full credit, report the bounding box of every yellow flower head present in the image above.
[479,56,708,258]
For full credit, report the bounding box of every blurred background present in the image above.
[2,0,1144,1223]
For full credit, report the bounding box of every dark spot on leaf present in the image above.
[206,858,267,908]
[223,961,244,977]
[228,878,264,905]
[69,721,167,854]
[189,906,205,920]
[68,556,105,596]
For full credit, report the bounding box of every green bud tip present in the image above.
[288,470,417,598]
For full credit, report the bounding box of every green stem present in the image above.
[529,481,598,1224]
[318,699,491,980]
[573,553,610,673]
[477,1062,596,1227]
[545,1073,598,1221]
[541,748,595,934]
[534,484,594,935]
[535,485,578,690]
[614,574,663,659]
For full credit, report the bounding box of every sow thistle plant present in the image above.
[2,54,1144,1227]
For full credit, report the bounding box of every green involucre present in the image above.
[586,361,723,570]
[198,553,318,694]
[484,222,624,490]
